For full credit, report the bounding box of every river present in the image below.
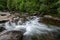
[0,16,59,40]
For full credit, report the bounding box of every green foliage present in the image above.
[24,0,40,13]
[0,0,60,16]
[7,0,40,12]
[57,7,60,14]
[0,0,7,10]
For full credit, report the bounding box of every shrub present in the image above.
[0,0,7,10]
[0,0,60,16]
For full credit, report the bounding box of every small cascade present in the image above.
[2,16,60,40]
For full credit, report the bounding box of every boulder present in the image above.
[0,30,23,40]
[40,15,60,26]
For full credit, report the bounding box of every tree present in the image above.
[0,0,7,10]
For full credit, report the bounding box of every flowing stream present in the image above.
[2,16,60,40]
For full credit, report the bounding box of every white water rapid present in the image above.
[4,16,60,40]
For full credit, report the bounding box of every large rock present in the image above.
[0,30,23,40]
[40,15,60,26]
[22,31,60,40]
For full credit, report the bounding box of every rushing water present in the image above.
[3,16,60,40]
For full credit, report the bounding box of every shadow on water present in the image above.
[0,20,8,23]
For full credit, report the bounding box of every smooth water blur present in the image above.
[4,16,60,40]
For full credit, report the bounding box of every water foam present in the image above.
[4,16,60,40]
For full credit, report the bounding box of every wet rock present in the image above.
[43,15,60,20]
[23,31,60,40]
[0,30,23,40]
[0,27,6,32]
[40,15,60,26]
